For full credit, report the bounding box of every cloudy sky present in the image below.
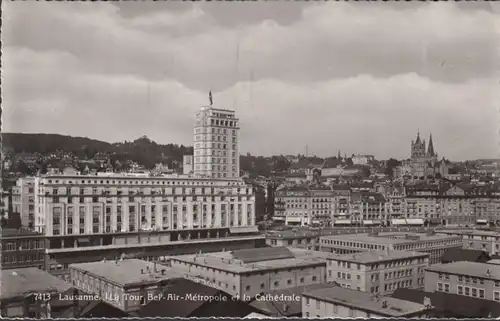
[2,1,499,160]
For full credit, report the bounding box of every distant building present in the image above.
[266,230,320,250]
[440,248,491,264]
[325,250,429,295]
[437,229,500,255]
[302,285,430,318]
[168,247,327,299]
[69,259,183,312]
[11,177,36,228]
[1,228,46,270]
[352,155,375,166]
[319,231,462,264]
[424,261,500,302]
[193,103,240,179]
[182,156,193,175]
[0,268,71,317]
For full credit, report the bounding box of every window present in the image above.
[464,287,470,296]
[437,282,443,291]
[458,285,463,295]
[305,298,310,305]
[495,291,500,301]
[472,288,477,297]
[479,289,485,298]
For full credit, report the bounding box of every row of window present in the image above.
[45,179,245,186]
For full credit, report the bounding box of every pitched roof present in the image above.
[137,278,220,317]
[391,288,500,317]
[249,283,333,316]
[440,248,490,263]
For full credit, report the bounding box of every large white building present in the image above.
[193,105,240,179]
[33,173,255,237]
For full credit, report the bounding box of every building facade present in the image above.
[325,251,429,295]
[11,177,36,228]
[193,106,240,179]
[320,232,462,264]
[1,229,46,270]
[167,247,327,299]
[425,261,500,302]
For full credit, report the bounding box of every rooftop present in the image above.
[1,268,72,300]
[329,250,429,264]
[303,286,427,317]
[69,259,183,287]
[321,232,459,245]
[171,247,327,274]
[427,261,500,280]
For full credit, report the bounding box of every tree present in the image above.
[385,158,401,178]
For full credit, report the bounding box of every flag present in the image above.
[209,91,213,106]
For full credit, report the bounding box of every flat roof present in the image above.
[303,286,427,317]
[426,261,500,280]
[321,233,460,245]
[171,248,326,274]
[329,250,429,264]
[1,268,72,300]
[69,259,183,287]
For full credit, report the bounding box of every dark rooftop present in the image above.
[441,248,490,264]
[230,247,295,264]
[1,268,71,300]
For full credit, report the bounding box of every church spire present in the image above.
[415,130,421,144]
[338,150,341,159]
[427,133,435,156]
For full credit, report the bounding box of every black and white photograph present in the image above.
[1,0,500,318]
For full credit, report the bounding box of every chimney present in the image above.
[423,296,432,308]
[282,303,288,312]
[381,300,388,309]
[161,269,166,275]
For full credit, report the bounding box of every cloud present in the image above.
[2,1,499,160]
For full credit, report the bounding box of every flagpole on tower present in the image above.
[209,90,213,106]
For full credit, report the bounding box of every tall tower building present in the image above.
[193,92,240,178]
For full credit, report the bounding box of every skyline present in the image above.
[2,1,499,160]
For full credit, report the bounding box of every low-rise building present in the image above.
[0,267,72,317]
[437,229,500,255]
[320,231,462,264]
[1,228,46,270]
[168,247,327,299]
[69,259,183,312]
[302,285,430,318]
[425,261,500,302]
[325,250,429,295]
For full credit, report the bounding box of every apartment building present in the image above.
[265,230,320,250]
[405,183,500,226]
[325,250,429,295]
[69,259,183,312]
[11,177,36,227]
[167,247,327,299]
[193,105,240,179]
[302,286,429,318]
[425,261,500,302]
[320,232,462,264]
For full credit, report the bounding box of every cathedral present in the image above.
[411,132,437,163]
[395,132,449,180]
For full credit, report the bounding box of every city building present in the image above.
[302,285,430,318]
[265,230,320,250]
[325,250,429,295]
[1,188,12,219]
[352,155,375,166]
[182,155,193,175]
[351,191,386,226]
[0,267,72,317]
[273,185,335,226]
[437,229,500,255]
[11,177,36,228]
[424,261,500,302]
[69,259,183,312]
[167,247,327,299]
[405,183,500,226]
[1,228,46,270]
[193,102,240,179]
[320,231,462,264]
